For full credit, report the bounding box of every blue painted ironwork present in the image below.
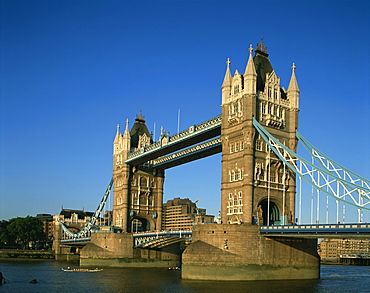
[152,137,222,169]
[260,223,370,237]
[60,178,114,240]
[133,230,192,248]
[60,237,91,244]
[253,118,370,210]
[125,115,221,165]
[296,131,370,191]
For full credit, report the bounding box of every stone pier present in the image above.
[80,232,181,268]
[182,224,320,281]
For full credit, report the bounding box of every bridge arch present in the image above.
[257,198,280,225]
[130,217,152,232]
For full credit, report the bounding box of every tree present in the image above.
[7,216,45,249]
[0,220,14,246]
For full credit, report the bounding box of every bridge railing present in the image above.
[152,137,221,167]
[260,223,370,237]
[261,223,370,230]
[126,115,221,162]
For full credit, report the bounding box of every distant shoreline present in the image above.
[0,249,55,260]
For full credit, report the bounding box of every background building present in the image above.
[36,213,54,248]
[162,198,214,230]
[319,238,370,264]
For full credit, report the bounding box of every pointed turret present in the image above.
[243,44,257,95]
[114,124,121,142]
[221,58,232,104]
[122,119,131,151]
[113,124,122,155]
[287,63,300,109]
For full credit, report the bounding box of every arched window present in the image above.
[140,177,147,187]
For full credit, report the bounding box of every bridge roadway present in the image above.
[260,223,370,238]
[60,224,370,246]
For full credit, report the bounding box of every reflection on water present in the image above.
[0,261,370,293]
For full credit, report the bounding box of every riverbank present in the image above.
[0,249,54,260]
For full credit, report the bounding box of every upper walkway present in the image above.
[125,115,221,166]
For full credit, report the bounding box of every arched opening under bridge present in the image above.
[131,218,150,232]
[258,199,280,225]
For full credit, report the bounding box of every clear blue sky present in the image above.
[1,0,369,224]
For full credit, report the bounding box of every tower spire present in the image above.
[221,58,232,104]
[287,63,299,92]
[243,44,257,95]
[287,63,300,109]
[222,58,232,88]
[122,118,131,151]
[114,124,121,143]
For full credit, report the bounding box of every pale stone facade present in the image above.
[113,114,164,232]
[319,238,370,261]
[220,42,299,225]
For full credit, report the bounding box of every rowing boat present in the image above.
[62,268,103,272]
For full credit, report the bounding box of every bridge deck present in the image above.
[260,224,370,238]
[59,223,370,245]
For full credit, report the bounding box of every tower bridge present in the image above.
[57,40,370,281]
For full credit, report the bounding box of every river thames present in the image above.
[0,261,369,292]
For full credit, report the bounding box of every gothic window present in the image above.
[116,213,122,226]
[140,176,148,187]
[278,168,284,184]
[261,103,266,114]
[270,172,276,183]
[229,167,243,182]
[138,133,150,149]
[256,140,263,151]
[139,193,147,205]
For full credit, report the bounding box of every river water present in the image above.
[0,261,369,293]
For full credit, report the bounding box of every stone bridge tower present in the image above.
[113,113,164,232]
[182,41,318,282]
[220,41,300,226]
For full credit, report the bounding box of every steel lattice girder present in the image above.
[59,178,113,239]
[252,118,370,210]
